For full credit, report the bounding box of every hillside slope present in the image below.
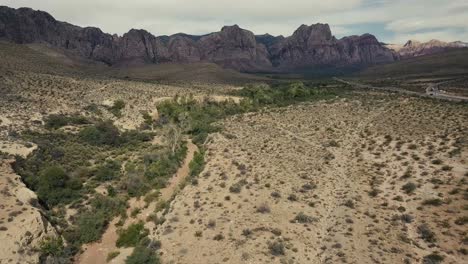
[358,49,468,77]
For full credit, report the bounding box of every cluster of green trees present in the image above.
[237,81,336,107]
[15,120,154,206]
[79,120,152,147]
[157,82,336,145]
[35,166,82,206]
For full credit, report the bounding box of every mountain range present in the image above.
[0,6,466,73]
[385,40,468,59]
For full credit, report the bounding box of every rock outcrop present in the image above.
[270,24,396,69]
[0,6,399,72]
[198,25,272,71]
[386,39,468,59]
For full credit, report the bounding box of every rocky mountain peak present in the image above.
[403,40,421,47]
[292,23,333,43]
[395,39,468,58]
[221,24,241,32]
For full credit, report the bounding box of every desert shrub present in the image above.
[109,100,126,117]
[39,236,64,257]
[229,183,242,193]
[189,150,205,177]
[124,165,150,197]
[268,241,285,256]
[229,179,247,193]
[242,229,252,236]
[45,114,90,129]
[141,111,155,129]
[343,199,355,208]
[144,144,187,183]
[78,121,151,148]
[422,252,444,264]
[94,159,121,182]
[368,188,381,197]
[400,214,414,223]
[207,219,216,228]
[89,195,126,218]
[422,198,443,206]
[287,194,298,201]
[125,245,160,264]
[79,121,120,146]
[402,182,417,194]
[256,203,271,214]
[63,195,125,250]
[271,191,281,198]
[121,130,153,145]
[213,233,225,241]
[69,211,108,244]
[117,222,149,248]
[417,224,436,243]
[441,165,453,171]
[455,216,468,225]
[293,212,316,223]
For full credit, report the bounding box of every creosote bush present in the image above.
[402,182,417,194]
[117,222,149,248]
[268,241,285,256]
[293,212,316,223]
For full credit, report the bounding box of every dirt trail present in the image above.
[76,139,198,264]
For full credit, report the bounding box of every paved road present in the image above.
[334,78,468,103]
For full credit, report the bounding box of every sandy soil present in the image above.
[152,95,467,264]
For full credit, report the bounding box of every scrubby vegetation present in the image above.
[125,244,160,264]
[12,116,183,261]
[108,99,126,117]
[63,195,126,253]
[45,114,91,129]
[117,222,149,247]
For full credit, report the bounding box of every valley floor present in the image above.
[153,94,467,264]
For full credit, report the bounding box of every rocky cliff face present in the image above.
[0,6,397,72]
[198,25,272,71]
[270,24,396,69]
[386,39,468,59]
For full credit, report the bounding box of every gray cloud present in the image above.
[1,0,467,43]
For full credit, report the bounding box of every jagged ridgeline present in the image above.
[0,6,396,73]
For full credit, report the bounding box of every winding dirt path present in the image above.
[76,139,198,264]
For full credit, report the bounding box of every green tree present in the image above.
[37,166,81,206]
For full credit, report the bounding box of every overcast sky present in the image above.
[2,0,467,43]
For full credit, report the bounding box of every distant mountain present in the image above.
[0,6,397,72]
[358,48,468,77]
[386,40,468,59]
